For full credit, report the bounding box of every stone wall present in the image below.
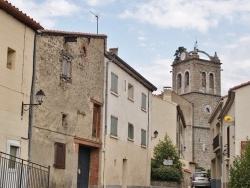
[32,33,106,187]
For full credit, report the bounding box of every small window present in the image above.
[61,56,71,81]
[128,83,134,100]
[177,74,182,88]
[92,103,101,137]
[209,73,214,89]
[141,93,147,111]
[7,47,16,69]
[185,72,189,86]
[7,140,20,169]
[62,113,68,128]
[54,142,66,169]
[202,72,206,87]
[128,123,134,140]
[111,73,118,94]
[141,129,146,146]
[9,146,19,168]
[111,116,118,136]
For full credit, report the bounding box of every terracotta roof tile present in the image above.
[0,0,43,30]
[41,29,107,38]
[230,80,250,91]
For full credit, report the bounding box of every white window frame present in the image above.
[141,129,147,146]
[128,83,134,101]
[110,116,118,136]
[6,140,21,169]
[111,72,118,94]
[141,93,147,111]
[128,123,134,140]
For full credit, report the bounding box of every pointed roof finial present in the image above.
[194,40,198,51]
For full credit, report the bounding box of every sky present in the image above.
[7,0,250,95]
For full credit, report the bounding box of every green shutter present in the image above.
[111,116,118,136]
[111,73,118,93]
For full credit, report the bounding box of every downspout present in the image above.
[146,90,150,185]
[28,31,39,161]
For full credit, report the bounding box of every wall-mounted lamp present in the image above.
[224,115,234,123]
[151,130,158,140]
[21,89,45,116]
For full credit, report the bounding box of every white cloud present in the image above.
[133,56,173,94]
[7,0,80,28]
[138,36,146,41]
[220,34,250,95]
[83,0,115,7]
[119,0,250,32]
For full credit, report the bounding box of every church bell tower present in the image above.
[172,44,221,168]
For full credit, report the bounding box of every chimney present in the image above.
[109,48,118,55]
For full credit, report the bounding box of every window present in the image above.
[7,140,20,169]
[177,74,182,88]
[185,72,189,86]
[61,56,71,80]
[141,129,146,146]
[111,116,118,136]
[54,142,66,169]
[128,83,134,100]
[7,47,16,69]
[92,103,101,137]
[141,93,147,111]
[209,73,214,89]
[62,113,68,128]
[111,73,118,94]
[128,123,134,140]
[202,72,206,87]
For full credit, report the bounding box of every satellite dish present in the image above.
[224,115,234,123]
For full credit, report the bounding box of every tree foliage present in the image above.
[151,134,183,183]
[229,139,250,188]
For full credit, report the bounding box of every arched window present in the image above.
[185,72,189,86]
[209,73,214,89]
[202,72,206,87]
[177,74,182,88]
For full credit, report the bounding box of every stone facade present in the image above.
[32,31,107,188]
[172,47,221,169]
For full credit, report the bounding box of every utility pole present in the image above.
[90,11,99,34]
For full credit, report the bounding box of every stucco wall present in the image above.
[0,9,35,159]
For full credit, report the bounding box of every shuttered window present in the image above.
[92,103,101,137]
[111,116,118,136]
[61,56,71,80]
[141,93,147,110]
[54,142,66,169]
[111,73,118,94]
[128,123,134,140]
[128,83,134,100]
[141,129,146,146]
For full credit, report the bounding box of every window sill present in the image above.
[141,144,147,148]
[128,97,134,102]
[141,108,147,113]
[127,138,134,142]
[110,135,119,140]
[110,90,118,97]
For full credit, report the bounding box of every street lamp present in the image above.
[151,130,158,140]
[21,89,45,116]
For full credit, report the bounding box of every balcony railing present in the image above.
[213,133,220,151]
[0,151,50,188]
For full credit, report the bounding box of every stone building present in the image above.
[0,0,43,159]
[32,30,107,188]
[171,45,221,169]
[103,48,157,188]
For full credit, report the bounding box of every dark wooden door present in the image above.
[77,146,91,188]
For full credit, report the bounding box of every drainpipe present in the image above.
[146,90,150,184]
[28,30,39,161]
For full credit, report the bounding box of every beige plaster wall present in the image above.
[0,9,35,159]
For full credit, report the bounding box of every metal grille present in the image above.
[0,151,50,188]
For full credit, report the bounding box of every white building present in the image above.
[209,81,250,188]
[102,48,157,188]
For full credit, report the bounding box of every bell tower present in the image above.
[172,44,221,168]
